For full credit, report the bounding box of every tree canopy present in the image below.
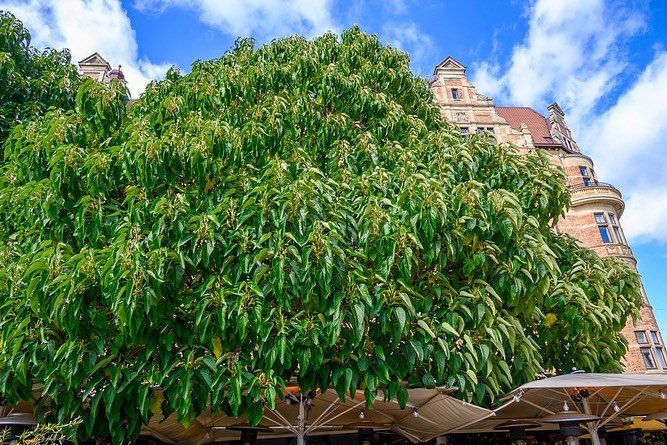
[0,11,81,145]
[0,26,641,444]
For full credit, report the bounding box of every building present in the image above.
[430,57,665,373]
[78,53,126,86]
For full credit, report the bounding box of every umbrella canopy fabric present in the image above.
[455,372,667,444]
[139,387,493,444]
[502,373,667,420]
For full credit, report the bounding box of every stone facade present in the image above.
[431,57,666,374]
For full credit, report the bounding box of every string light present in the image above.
[412,409,419,418]
[660,390,667,400]
[359,411,365,420]
[513,393,521,403]
[613,402,621,413]
[563,401,570,412]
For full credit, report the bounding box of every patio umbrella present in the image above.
[140,387,494,445]
[485,372,667,445]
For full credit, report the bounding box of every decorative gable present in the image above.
[78,52,111,70]
[433,56,466,75]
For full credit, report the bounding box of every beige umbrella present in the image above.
[140,387,494,444]
[483,372,667,445]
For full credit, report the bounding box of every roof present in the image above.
[78,52,111,70]
[433,56,466,75]
[495,106,560,147]
[108,67,125,80]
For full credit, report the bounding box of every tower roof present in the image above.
[495,106,559,147]
[107,65,125,80]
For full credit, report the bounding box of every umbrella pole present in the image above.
[297,395,306,445]
[581,396,601,445]
[588,427,602,445]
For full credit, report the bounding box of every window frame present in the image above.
[656,347,667,369]
[636,330,649,344]
[451,88,460,100]
[641,347,658,369]
[579,165,592,186]
[598,226,612,243]
[595,212,625,244]
[651,331,661,345]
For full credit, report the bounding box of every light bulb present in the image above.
[412,409,419,418]
[359,410,365,420]
[513,393,521,403]
[613,402,620,413]
[563,401,570,412]
[660,390,667,400]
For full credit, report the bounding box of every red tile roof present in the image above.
[496,106,560,147]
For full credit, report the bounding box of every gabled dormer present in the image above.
[433,56,466,78]
[78,52,112,82]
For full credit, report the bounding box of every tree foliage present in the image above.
[0,27,641,444]
[0,11,81,145]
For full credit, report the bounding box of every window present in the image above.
[656,348,667,368]
[595,212,623,244]
[459,127,469,136]
[651,331,661,345]
[579,165,592,186]
[641,348,657,369]
[451,88,460,100]
[608,213,624,244]
[613,226,623,243]
[636,331,649,344]
[598,227,611,243]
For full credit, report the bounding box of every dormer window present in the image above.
[451,88,460,100]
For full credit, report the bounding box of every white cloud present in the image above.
[384,0,407,15]
[381,22,435,76]
[583,52,667,242]
[623,187,667,243]
[582,52,667,181]
[470,0,667,244]
[134,0,338,40]
[472,0,644,119]
[1,0,173,97]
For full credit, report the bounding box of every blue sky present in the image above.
[3,0,667,334]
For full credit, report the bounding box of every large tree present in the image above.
[0,11,81,145]
[0,27,641,444]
